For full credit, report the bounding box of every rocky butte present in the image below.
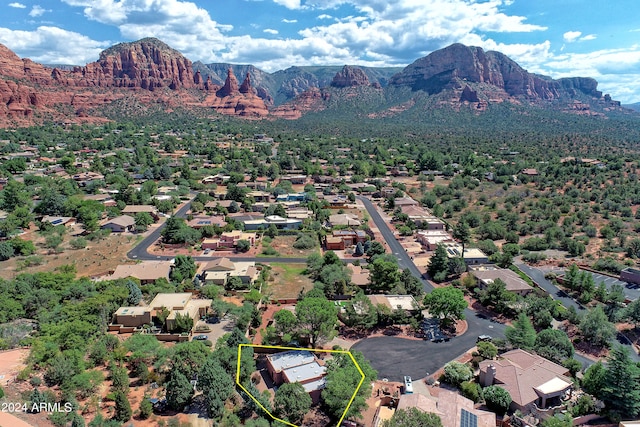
[0,38,628,126]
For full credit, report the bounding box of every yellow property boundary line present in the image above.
[236,344,365,427]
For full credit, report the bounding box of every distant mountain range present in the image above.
[0,37,636,127]
[624,102,640,112]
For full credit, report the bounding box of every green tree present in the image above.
[601,345,640,419]
[295,296,338,347]
[423,286,467,327]
[274,309,298,336]
[383,408,443,427]
[477,341,498,360]
[134,212,154,232]
[622,299,640,328]
[483,385,512,415]
[322,351,377,420]
[113,391,132,422]
[581,361,606,397]
[579,305,615,347]
[236,239,251,252]
[273,382,312,424]
[110,364,129,394]
[125,280,142,305]
[442,361,473,387]
[170,255,197,283]
[477,278,517,314]
[368,254,400,292]
[541,414,573,427]
[139,397,153,420]
[198,357,234,418]
[453,221,471,257]
[428,244,450,281]
[534,329,574,364]
[505,313,536,350]
[165,371,193,411]
[342,292,378,331]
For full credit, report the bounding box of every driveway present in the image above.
[352,335,478,382]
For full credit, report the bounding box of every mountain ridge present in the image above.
[0,37,634,126]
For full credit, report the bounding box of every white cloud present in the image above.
[273,0,301,9]
[317,14,333,19]
[563,31,597,43]
[282,18,297,23]
[264,28,279,34]
[8,2,26,8]
[563,31,582,42]
[29,5,50,17]
[0,26,109,64]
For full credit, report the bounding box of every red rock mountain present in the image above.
[0,38,269,125]
[0,39,626,126]
[331,65,371,88]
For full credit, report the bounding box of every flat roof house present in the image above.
[266,350,327,404]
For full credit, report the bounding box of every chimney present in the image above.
[481,364,496,387]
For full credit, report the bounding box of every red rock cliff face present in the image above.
[68,38,195,90]
[389,43,564,100]
[331,65,370,88]
[208,68,268,118]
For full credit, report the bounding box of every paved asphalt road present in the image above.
[356,195,507,376]
[515,263,584,312]
[516,263,640,363]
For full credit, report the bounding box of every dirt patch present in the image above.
[265,263,314,300]
[266,235,320,258]
[0,229,142,280]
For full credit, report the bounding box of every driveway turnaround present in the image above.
[352,333,480,382]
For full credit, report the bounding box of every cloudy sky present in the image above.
[2,0,640,103]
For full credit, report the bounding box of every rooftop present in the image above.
[283,361,326,384]
[149,292,193,310]
[267,350,315,372]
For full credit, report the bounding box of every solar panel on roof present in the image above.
[51,219,63,225]
[461,409,478,427]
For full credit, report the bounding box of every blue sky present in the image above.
[2,0,640,102]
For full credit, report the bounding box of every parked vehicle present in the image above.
[193,334,208,340]
[476,334,493,342]
[403,376,413,394]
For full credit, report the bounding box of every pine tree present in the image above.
[602,346,640,419]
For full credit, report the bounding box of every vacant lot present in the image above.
[266,234,320,258]
[266,263,314,300]
[0,230,141,280]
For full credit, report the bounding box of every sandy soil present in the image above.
[0,227,143,281]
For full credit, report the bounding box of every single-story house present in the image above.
[187,216,228,229]
[121,205,160,221]
[266,350,326,404]
[101,215,135,233]
[439,242,489,265]
[328,213,361,227]
[242,215,302,231]
[479,349,573,414]
[106,261,172,285]
[471,267,533,296]
[367,295,419,313]
[396,389,495,427]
